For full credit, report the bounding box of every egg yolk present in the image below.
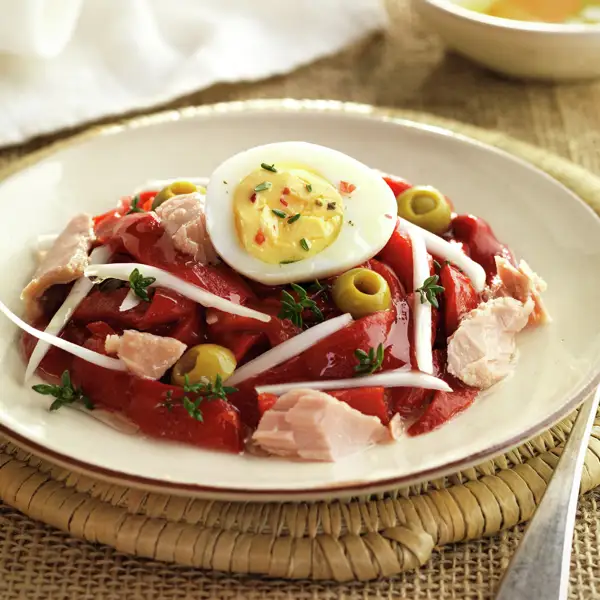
[233,165,345,265]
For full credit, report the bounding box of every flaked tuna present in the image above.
[155,193,218,265]
[252,388,390,462]
[447,297,533,390]
[105,330,186,380]
[493,256,551,326]
[21,214,95,319]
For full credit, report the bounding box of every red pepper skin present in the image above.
[257,387,390,424]
[328,387,390,424]
[127,380,244,453]
[207,308,300,349]
[378,225,414,292]
[168,307,204,347]
[451,214,515,282]
[391,349,445,419]
[407,375,478,436]
[101,213,254,304]
[369,259,411,370]
[306,310,395,379]
[138,190,158,212]
[73,288,199,332]
[383,176,412,199]
[257,393,278,416]
[440,264,479,337]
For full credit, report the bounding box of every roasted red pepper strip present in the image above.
[369,259,411,369]
[100,213,254,303]
[377,224,414,292]
[440,263,479,336]
[408,375,478,436]
[328,387,390,424]
[383,176,412,199]
[128,380,244,452]
[451,214,515,282]
[391,349,445,419]
[73,287,200,332]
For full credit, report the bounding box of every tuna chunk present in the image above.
[252,389,390,462]
[105,331,186,380]
[21,214,95,319]
[493,257,551,326]
[447,297,533,390]
[155,193,218,265]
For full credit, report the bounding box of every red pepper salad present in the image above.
[2,142,550,462]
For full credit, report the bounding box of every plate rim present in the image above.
[2,98,600,501]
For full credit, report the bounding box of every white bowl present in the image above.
[413,0,600,81]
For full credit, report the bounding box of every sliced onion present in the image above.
[119,289,141,312]
[0,299,126,373]
[25,246,114,382]
[398,218,486,292]
[408,229,433,375]
[227,313,353,386]
[84,263,271,323]
[255,369,452,396]
[133,177,209,195]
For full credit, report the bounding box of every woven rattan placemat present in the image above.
[2,0,600,598]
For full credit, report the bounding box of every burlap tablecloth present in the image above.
[1,1,600,598]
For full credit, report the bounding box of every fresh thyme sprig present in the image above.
[180,374,238,422]
[127,195,145,214]
[32,370,94,411]
[278,283,324,328]
[129,268,156,302]
[415,275,445,309]
[353,344,385,377]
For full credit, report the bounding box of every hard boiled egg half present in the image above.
[205,142,397,285]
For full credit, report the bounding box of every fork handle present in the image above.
[494,387,600,600]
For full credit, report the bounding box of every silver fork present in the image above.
[495,386,600,600]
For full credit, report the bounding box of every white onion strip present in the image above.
[84,263,271,323]
[0,300,127,373]
[228,313,353,386]
[256,370,452,396]
[407,229,433,375]
[398,217,486,292]
[119,289,141,312]
[25,246,114,382]
[133,177,209,195]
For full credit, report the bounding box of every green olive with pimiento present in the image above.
[171,344,237,387]
[152,181,199,210]
[331,268,392,319]
[396,186,452,234]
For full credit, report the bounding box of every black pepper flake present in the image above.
[315,199,324,207]
[327,202,337,210]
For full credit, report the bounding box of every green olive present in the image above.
[171,344,237,387]
[152,181,198,210]
[331,268,392,319]
[396,186,452,234]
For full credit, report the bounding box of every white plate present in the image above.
[1,100,599,501]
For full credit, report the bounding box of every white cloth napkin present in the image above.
[0,0,387,148]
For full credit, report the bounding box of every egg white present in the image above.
[205,142,398,285]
